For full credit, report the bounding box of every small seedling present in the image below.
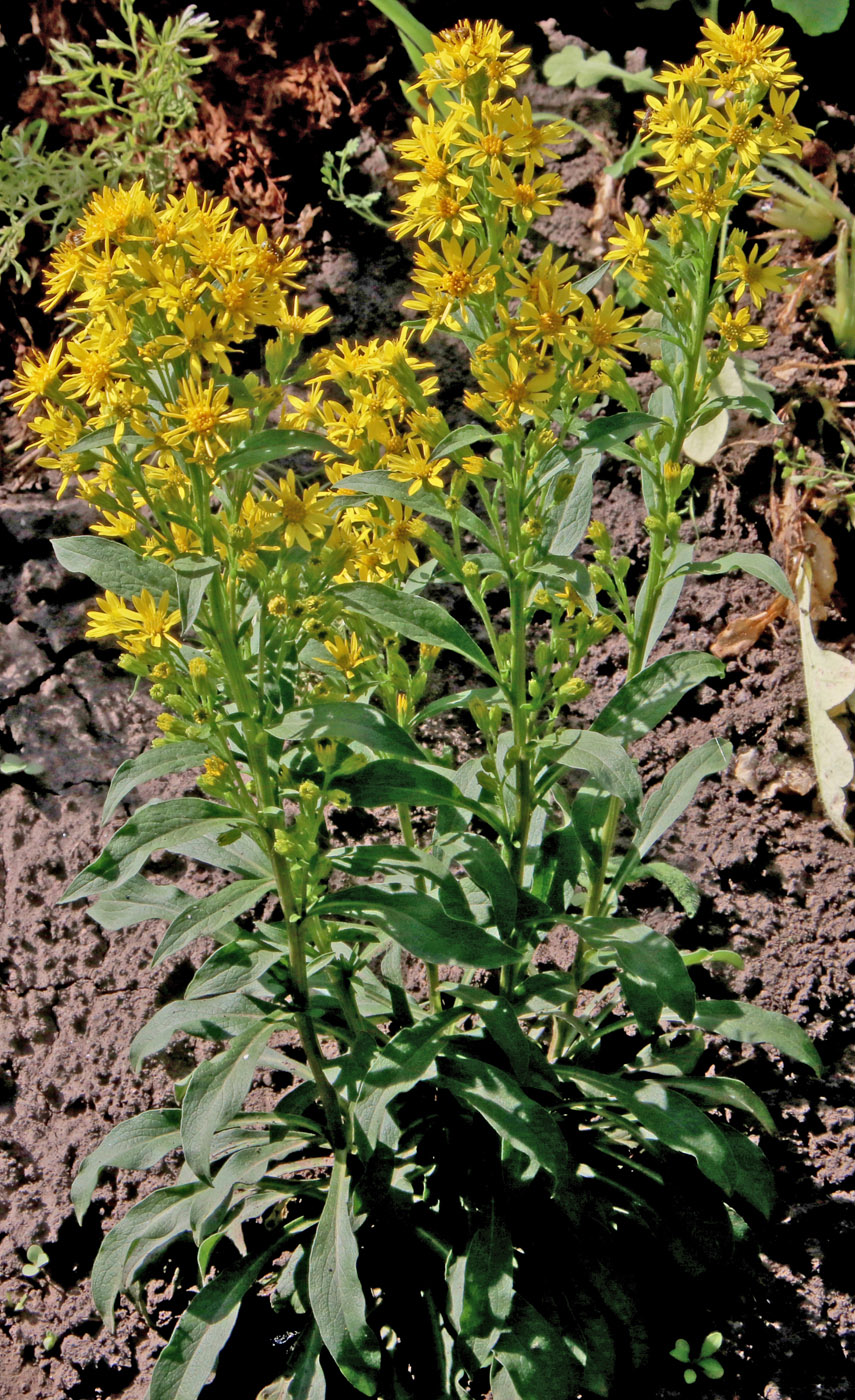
[21,1245,49,1280]
[670,1331,725,1384]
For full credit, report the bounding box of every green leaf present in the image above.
[72,1110,181,1223]
[61,798,247,903]
[92,1182,206,1331]
[63,425,148,456]
[185,940,285,999]
[638,542,694,666]
[440,833,518,937]
[437,1054,569,1188]
[771,0,848,36]
[574,916,696,1028]
[52,536,175,599]
[334,470,491,547]
[333,759,502,831]
[366,0,435,55]
[172,555,219,633]
[692,999,822,1074]
[129,992,267,1072]
[683,551,794,602]
[431,423,496,458]
[314,887,518,968]
[624,1081,735,1195]
[635,860,701,916]
[149,1241,279,1400]
[217,428,329,471]
[577,411,660,450]
[593,653,724,744]
[636,738,732,858]
[89,876,192,930]
[542,42,659,93]
[102,741,208,823]
[152,876,276,965]
[335,583,498,680]
[536,730,642,823]
[270,701,422,759]
[677,1076,776,1135]
[181,1020,276,1183]
[308,1157,380,1395]
[492,1296,583,1400]
[543,452,598,559]
[457,1210,514,1340]
[354,1012,458,1150]
[700,1331,723,1358]
[259,1323,326,1399]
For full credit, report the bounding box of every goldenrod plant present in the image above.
[12,16,822,1400]
[0,0,214,285]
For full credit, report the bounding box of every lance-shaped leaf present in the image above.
[354,1012,460,1150]
[637,541,694,666]
[149,1240,281,1400]
[437,1055,569,1188]
[692,999,822,1074]
[53,535,175,599]
[90,875,192,930]
[315,887,518,968]
[333,759,503,832]
[185,940,285,999]
[576,410,660,450]
[593,653,724,744]
[677,1076,776,1135]
[181,1020,276,1183]
[432,423,496,457]
[217,428,329,471]
[573,916,696,1028]
[308,1157,381,1395]
[130,992,268,1072]
[270,700,422,759]
[102,740,209,823]
[682,550,794,602]
[535,730,642,822]
[457,1211,514,1341]
[61,798,248,902]
[543,451,598,560]
[92,1182,207,1331]
[635,738,732,857]
[334,470,492,548]
[441,833,518,938]
[492,1296,583,1400]
[335,583,498,679]
[152,875,276,966]
[72,1110,182,1223]
[172,554,219,633]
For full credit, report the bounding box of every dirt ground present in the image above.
[1,3,854,1398]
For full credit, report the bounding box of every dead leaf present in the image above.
[796,554,855,841]
[711,595,787,659]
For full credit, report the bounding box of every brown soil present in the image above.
[2,4,855,1399]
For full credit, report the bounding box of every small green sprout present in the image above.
[670,1331,725,1384]
[320,137,391,228]
[21,1245,49,1280]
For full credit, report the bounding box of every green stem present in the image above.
[397,802,441,1013]
[207,570,344,1147]
[557,231,719,1047]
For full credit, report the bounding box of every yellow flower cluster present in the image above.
[280,330,443,578]
[611,11,807,347]
[381,22,644,426]
[7,183,411,669]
